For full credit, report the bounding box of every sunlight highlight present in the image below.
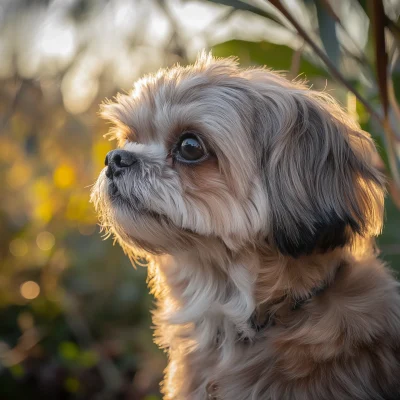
[53,164,76,189]
[39,19,76,66]
[20,281,40,300]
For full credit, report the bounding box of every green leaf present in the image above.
[356,0,368,15]
[391,70,400,105]
[315,0,341,68]
[78,350,99,367]
[212,40,328,79]
[9,364,24,378]
[59,341,80,361]
[64,377,80,393]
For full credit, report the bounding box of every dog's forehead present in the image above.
[127,72,250,146]
[129,79,209,144]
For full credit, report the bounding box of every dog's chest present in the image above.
[192,328,275,400]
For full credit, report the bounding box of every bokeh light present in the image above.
[36,231,55,251]
[20,281,41,300]
[53,164,76,189]
[78,224,96,236]
[9,238,28,257]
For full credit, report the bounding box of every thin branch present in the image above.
[289,43,304,79]
[156,0,189,62]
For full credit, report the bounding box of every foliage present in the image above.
[0,1,171,398]
[0,80,165,399]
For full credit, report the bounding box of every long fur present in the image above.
[91,53,400,400]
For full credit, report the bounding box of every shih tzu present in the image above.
[91,53,400,400]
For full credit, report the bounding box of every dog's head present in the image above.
[91,53,385,258]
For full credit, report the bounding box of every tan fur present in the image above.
[91,53,400,399]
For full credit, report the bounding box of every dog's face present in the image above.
[91,54,385,257]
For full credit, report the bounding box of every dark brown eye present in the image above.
[176,134,207,163]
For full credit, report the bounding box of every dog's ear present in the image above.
[256,87,385,257]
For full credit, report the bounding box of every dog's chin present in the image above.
[102,185,199,256]
[106,179,141,210]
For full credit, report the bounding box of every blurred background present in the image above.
[1,0,400,399]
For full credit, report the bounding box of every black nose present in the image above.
[105,150,137,178]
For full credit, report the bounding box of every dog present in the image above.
[91,53,400,400]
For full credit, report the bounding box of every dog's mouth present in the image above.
[105,175,161,220]
[105,172,127,199]
[107,179,142,210]
[105,178,196,234]
[97,172,215,254]
[109,180,119,196]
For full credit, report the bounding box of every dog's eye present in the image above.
[175,133,207,163]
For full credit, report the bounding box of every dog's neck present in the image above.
[152,240,349,342]
[250,251,345,334]
[254,247,345,305]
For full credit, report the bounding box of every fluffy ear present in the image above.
[260,88,385,257]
